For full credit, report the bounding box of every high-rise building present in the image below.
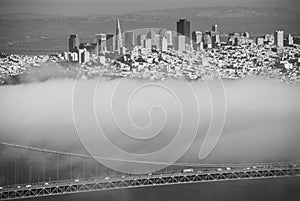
[137,34,146,46]
[106,34,114,52]
[154,34,160,49]
[287,34,294,46]
[78,48,90,64]
[274,30,284,48]
[95,33,106,54]
[160,37,168,51]
[144,38,152,53]
[115,18,123,54]
[177,19,191,39]
[212,34,220,48]
[166,30,173,46]
[192,31,202,50]
[125,31,135,51]
[192,31,202,43]
[203,33,212,49]
[147,29,156,47]
[211,24,220,48]
[69,34,80,52]
[212,24,218,32]
[177,35,186,51]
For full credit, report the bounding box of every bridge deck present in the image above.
[1,166,300,200]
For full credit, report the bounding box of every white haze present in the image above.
[0,76,300,172]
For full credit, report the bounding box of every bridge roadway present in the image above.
[1,164,300,200]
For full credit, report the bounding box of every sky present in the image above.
[0,0,299,16]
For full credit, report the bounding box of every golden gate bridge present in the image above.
[0,141,299,200]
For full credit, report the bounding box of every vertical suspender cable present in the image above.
[15,148,18,185]
[56,154,59,181]
[28,150,31,184]
[70,157,73,179]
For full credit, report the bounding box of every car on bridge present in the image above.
[182,168,194,173]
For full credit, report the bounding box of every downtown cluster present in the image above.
[1,18,300,84]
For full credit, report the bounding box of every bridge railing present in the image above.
[1,141,300,191]
[1,164,299,192]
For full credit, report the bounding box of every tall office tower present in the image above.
[125,31,135,51]
[147,29,156,46]
[137,34,146,46]
[154,34,160,49]
[212,24,218,32]
[95,33,106,54]
[69,34,80,52]
[106,34,114,52]
[212,34,220,48]
[160,37,168,51]
[78,48,90,64]
[203,33,212,49]
[211,24,220,48]
[144,38,152,53]
[177,35,186,51]
[287,34,294,45]
[177,19,191,39]
[192,31,202,50]
[115,18,123,54]
[166,30,173,46]
[274,30,284,48]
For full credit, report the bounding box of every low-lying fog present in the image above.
[1,74,300,181]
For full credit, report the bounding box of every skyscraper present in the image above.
[95,33,106,54]
[212,24,218,32]
[177,19,191,39]
[147,29,156,48]
[137,34,146,46]
[160,36,168,51]
[203,33,212,49]
[106,34,114,52]
[78,48,90,64]
[274,30,284,48]
[154,34,160,49]
[69,34,80,52]
[115,18,123,54]
[125,31,135,51]
[212,34,220,48]
[287,34,294,46]
[166,30,173,46]
[177,35,186,51]
[211,24,220,48]
[192,31,202,50]
[144,38,152,53]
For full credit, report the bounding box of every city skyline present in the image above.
[65,16,288,64]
